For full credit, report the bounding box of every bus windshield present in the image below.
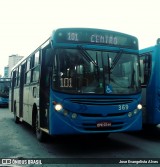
[53,48,140,94]
[0,81,10,97]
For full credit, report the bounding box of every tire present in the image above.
[35,112,47,142]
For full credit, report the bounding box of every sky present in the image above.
[0,0,160,76]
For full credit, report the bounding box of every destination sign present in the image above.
[53,28,138,49]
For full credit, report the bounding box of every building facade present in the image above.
[3,66,9,78]
[7,54,24,77]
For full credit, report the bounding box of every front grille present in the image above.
[69,98,133,105]
[67,98,131,132]
[107,112,127,117]
[79,112,127,117]
[80,113,102,117]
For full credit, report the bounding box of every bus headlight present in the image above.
[137,104,142,110]
[54,104,63,112]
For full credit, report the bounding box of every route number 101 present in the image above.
[67,32,79,41]
[60,78,72,88]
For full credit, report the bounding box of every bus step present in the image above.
[19,117,23,122]
[40,128,49,134]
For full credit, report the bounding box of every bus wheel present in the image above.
[35,113,46,142]
[14,102,20,124]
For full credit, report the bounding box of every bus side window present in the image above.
[14,68,19,88]
[140,59,144,84]
[43,48,54,87]
[140,53,151,86]
[25,58,32,84]
[17,66,21,87]
[32,51,40,82]
[13,71,16,88]
[52,52,58,88]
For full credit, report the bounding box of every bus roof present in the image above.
[51,28,138,49]
[139,46,155,54]
[11,27,138,72]
[52,27,138,38]
[11,37,50,72]
[140,38,160,55]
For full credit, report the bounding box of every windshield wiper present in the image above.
[110,50,123,71]
[107,54,111,83]
[77,45,98,67]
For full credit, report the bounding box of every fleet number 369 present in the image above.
[118,104,129,110]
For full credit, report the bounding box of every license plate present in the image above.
[97,122,112,128]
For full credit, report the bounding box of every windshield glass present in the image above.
[52,48,140,94]
[0,81,10,97]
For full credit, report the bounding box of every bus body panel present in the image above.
[14,84,40,125]
[140,44,160,125]
[0,97,9,106]
[49,110,142,135]
[0,96,9,106]
[48,92,142,135]
[23,86,30,122]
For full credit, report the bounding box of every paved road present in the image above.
[0,107,160,167]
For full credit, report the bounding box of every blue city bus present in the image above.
[10,28,142,141]
[0,78,10,107]
[140,39,160,125]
